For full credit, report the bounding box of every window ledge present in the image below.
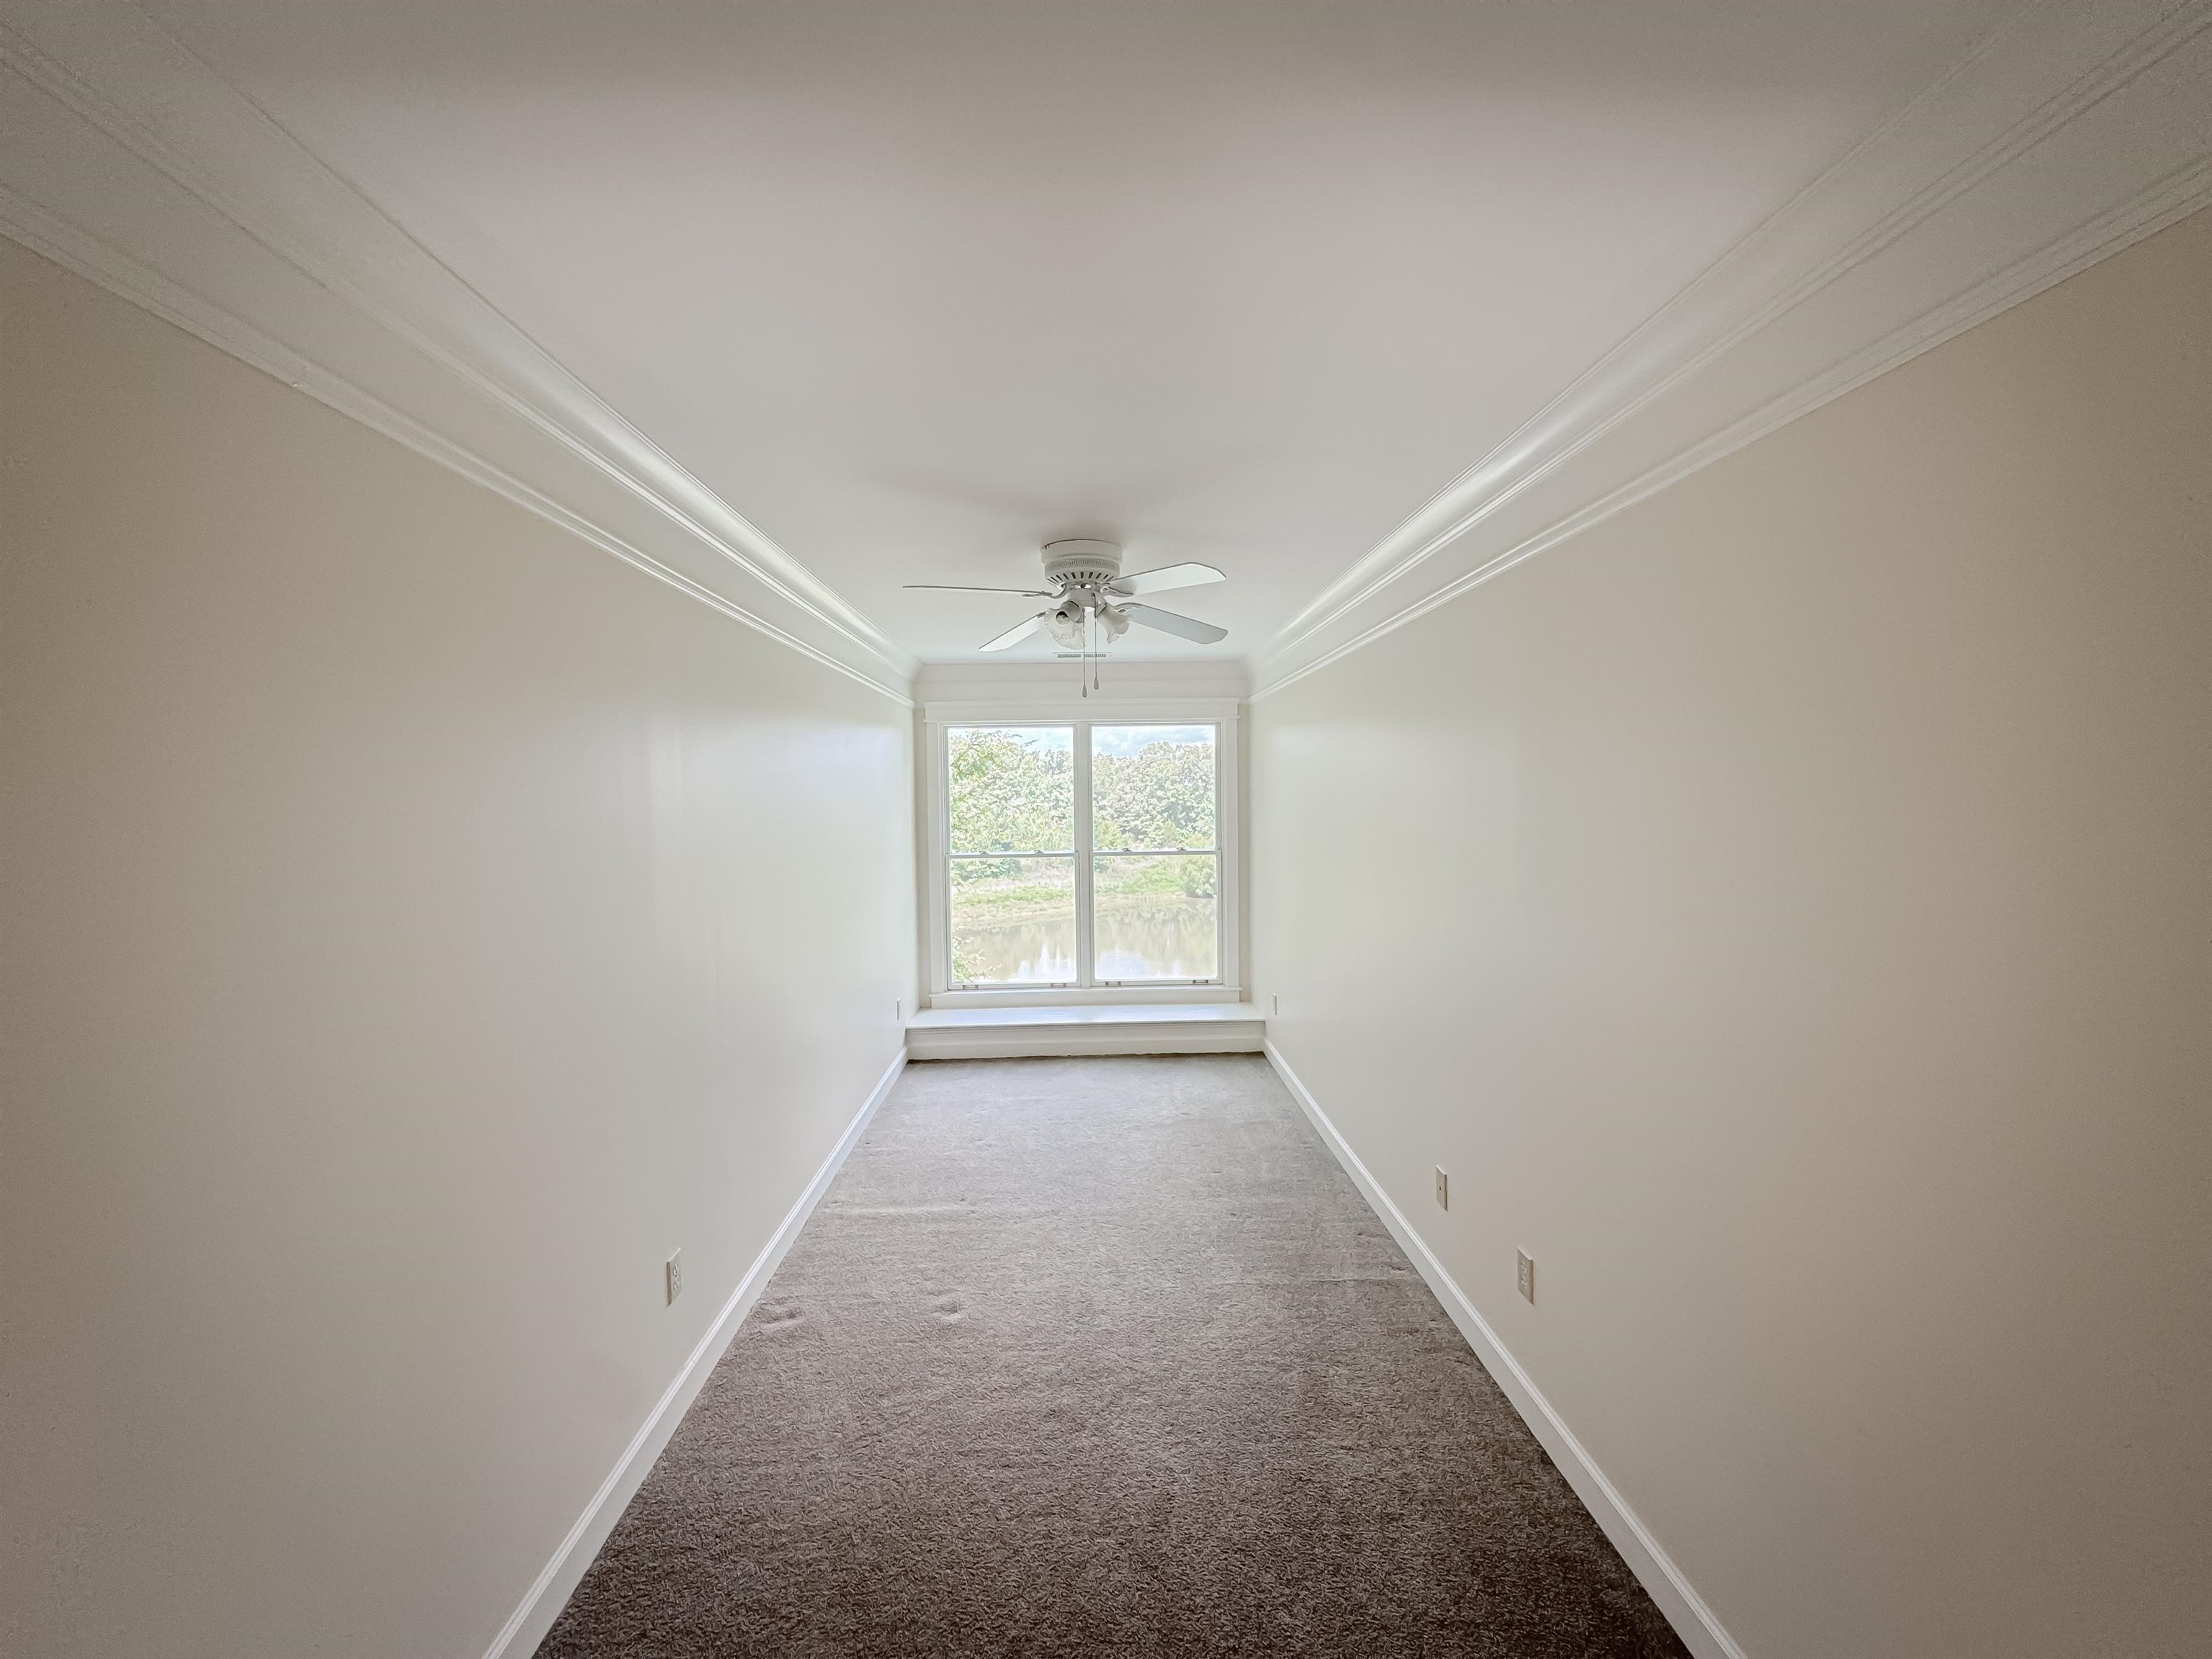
[929,984,1244,1010]
[906,1001,1264,1059]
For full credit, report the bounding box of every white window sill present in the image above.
[927,984,1245,1010]
[910,1001,1262,1029]
[906,1001,1265,1058]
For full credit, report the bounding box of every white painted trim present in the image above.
[13,3,2199,710]
[922,716,952,1005]
[911,1029,1263,1059]
[0,6,916,704]
[1214,709,1244,1005]
[921,707,1243,1002]
[914,660,1250,706]
[909,1005,1264,1060]
[1262,1040,1745,1659]
[1251,0,2212,699]
[480,1046,907,1659]
[1073,719,1097,986]
[1250,157,2211,707]
[911,1001,1261,1028]
[930,984,1245,1010]
[922,698,1244,724]
[0,184,914,711]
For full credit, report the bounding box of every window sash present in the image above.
[1092,850,1218,986]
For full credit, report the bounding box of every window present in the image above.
[931,712,1235,997]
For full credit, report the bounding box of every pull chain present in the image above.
[1073,595,1103,696]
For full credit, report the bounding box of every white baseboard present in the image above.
[1262,1040,1746,1659]
[480,1046,907,1659]
[482,1040,1720,1656]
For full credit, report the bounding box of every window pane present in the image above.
[1091,725,1215,852]
[950,856,1076,984]
[949,727,1073,854]
[1093,854,1218,981]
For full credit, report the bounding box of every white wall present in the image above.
[1249,209,2211,1659]
[1,240,917,1658]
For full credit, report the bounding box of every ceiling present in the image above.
[143,0,2020,663]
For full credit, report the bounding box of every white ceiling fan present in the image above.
[907,539,1228,655]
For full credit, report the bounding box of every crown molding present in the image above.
[1253,0,2212,701]
[0,1,917,704]
[6,3,2203,712]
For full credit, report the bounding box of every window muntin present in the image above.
[943,721,1223,989]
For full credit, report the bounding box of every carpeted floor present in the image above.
[537,1055,1688,1658]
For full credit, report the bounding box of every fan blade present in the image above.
[1108,562,1225,596]
[904,584,1052,594]
[1121,603,1228,644]
[979,613,1048,652]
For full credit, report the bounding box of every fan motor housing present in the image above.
[1042,539,1123,593]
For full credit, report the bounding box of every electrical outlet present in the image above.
[665,1250,683,1305]
[1516,1249,1535,1304]
[1434,1166,1449,1210]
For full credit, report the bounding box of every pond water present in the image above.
[956,897,1217,984]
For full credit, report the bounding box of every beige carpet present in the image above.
[536,1055,1688,1657]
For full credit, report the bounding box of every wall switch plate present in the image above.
[1434,1166,1449,1210]
[895,999,902,1022]
[1272,994,1280,1015]
[1516,1249,1535,1304]
[665,1250,683,1305]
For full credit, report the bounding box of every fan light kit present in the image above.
[906,539,1228,695]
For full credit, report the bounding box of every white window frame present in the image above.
[923,699,1241,1008]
